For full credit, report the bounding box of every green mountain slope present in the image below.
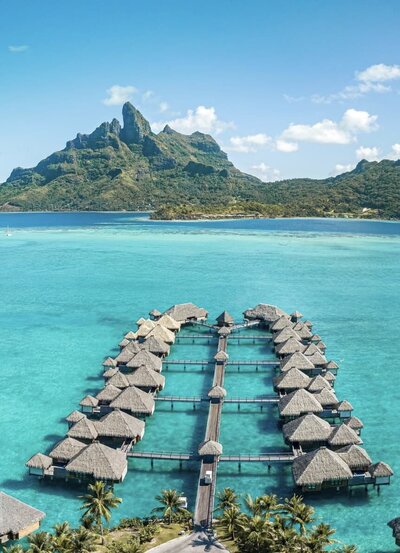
[1,103,400,219]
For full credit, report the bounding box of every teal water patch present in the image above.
[0,214,400,552]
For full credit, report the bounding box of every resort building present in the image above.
[164,303,208,323]
[0,492,45,544]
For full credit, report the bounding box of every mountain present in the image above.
[0,102,263,212]
[1,103,400,219]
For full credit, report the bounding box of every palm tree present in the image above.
[339,546,357,553]
[237,515,271,553]
[1,546,26,553]
[52,522,72,553]
[27,531,54,553]
[80,481,122,538]
[308,522,336,552]
[258,494,281,515]
[152,489,185,524]
[215,487,239,512]
[244,494,263,516]
[284,495,315,534]
[67,528,97,553]
[218,506,244,540]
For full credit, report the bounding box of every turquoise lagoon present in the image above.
[0,213,400,552]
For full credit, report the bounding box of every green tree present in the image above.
[218,506,244,540]
[152,489,186,525]
[284,495,315,535]
[27,532,54,553]
[67,528,96,553]
[80,481,122,538]
[52,522,72,553]
[216,488,239,512]
[1,546,26,553]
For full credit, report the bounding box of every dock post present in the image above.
[171,402,174,410]
[268,465,271,473]
[151,459,154,469]
[238,462,241,472]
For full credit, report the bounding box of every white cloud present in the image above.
[151,105,234,135]
[8,45,29,53]
[228,133,272,153]
[356,63,400,82]
[142,90,154,101]
[280,109,378,147]
[390,143,400,159]
[251,162,281,182]
[159,101,169,113]
[275,139,298,152]
[356,146,381,161]
[331,163,355,176]
[103,85,137,106]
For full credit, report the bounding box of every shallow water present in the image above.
[0,213,399,552]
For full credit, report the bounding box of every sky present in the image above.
[0,0,399,183]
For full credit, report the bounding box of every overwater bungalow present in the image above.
[328,424,363,449]
[292,322,313,340]
[271,316,293,332]
[311,387,338,409]
[95,409,145,442]
[96,383,122,403]
[303,344,327,367]
[273,327,302,345]
[208,385,227,403]
[107,372,131,389]
[292,447,353,492]
[68,417,98,442]
[282,414,332,450]
[66,410,86,427]
[344,416,364,435]
[65,442,128,483]
[110,385,155,416]
[124,331,137,340]
[369,462,393,485]
[274,368,311,393]
[127,365,165,392]
[216,311,235,327]
[49,437,86,464]
[336,445,372,472]
[325,360,339,374]
[218,326,231,336]
[307,375,332,392]
[278,389,323,420]
[324,371,336,386]
[103,367,118,379]
[337,400,353,419]
[136,320,156,338]
[164,303,208,323]
[80,395,99,414]
[315,341,327,353]
[290,311,303,323]
[126,349,163,372]
[0,492,45,544]
[275,338,305,358]
[115,342,141,365]
[26,453,53,477]
[102,357,117,368]
[157,314,181,331]
[119,338,129,348]
[244,303,289,325]
[145,323,175,344]
[280,352,315,373]
[149,309,162,320]
[303,320,313,329]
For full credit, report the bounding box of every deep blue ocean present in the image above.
[0,212,399,552]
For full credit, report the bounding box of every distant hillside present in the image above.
[1,103,400,219]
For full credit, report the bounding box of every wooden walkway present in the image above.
[163,359,279,368]
[154,395,279,404]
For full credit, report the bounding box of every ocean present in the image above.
[0,212,399,552]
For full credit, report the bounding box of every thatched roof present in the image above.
[97,409,145,439]
[0,492,45,535]
[214,350,229,362]
[149,309,161,318]
[283,414,331,444]
[311,387,338,407]
[244,303,288,323]
[67,417,98,440]
[324,371,336,383]
[146,324,175,344]
[124,331,137,340]
[107,371,130,389]
[290,310,303,320]
[26,453,53,470]
[276,338,305,356]
[102,357,116,368]
[344,416,364,431]
[110,385,155,415]
[119,338,129,348]
[305,351,327,366]
[136,321,156,338]
[128,365,165,389]
[136,317,146,325]
[326,360,339,370]
[198,440,223,456]
[216,311,234,324]
[368,461,393,477]
[157,314,181,331]
[103,367,119,379]
[271,316,293,332]
[336,445,372,470]
[164,303,208,322]
[218,326,231,336]
[49,437,86,462]
[273,327,301,344]
[292,447,352,486]
[279,389,323,417]
[337,400,353,412]
[316,341,326,351]
[96,384,122,402]
[307,375,331,392]
[66,410,86,424]
[328,424,362,447]
[141,335,170,355]
[292,322,313,340]
[208,385,227,399]
[66,442,127,481]
[274,368,311,390]
[115,342,141,364]
[80,395,99,408]
[126,349,163,372]
[280,352,315,372]
[303,343,323,356]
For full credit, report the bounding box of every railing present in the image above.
[127,451,195,460]
[220,453,295,462]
